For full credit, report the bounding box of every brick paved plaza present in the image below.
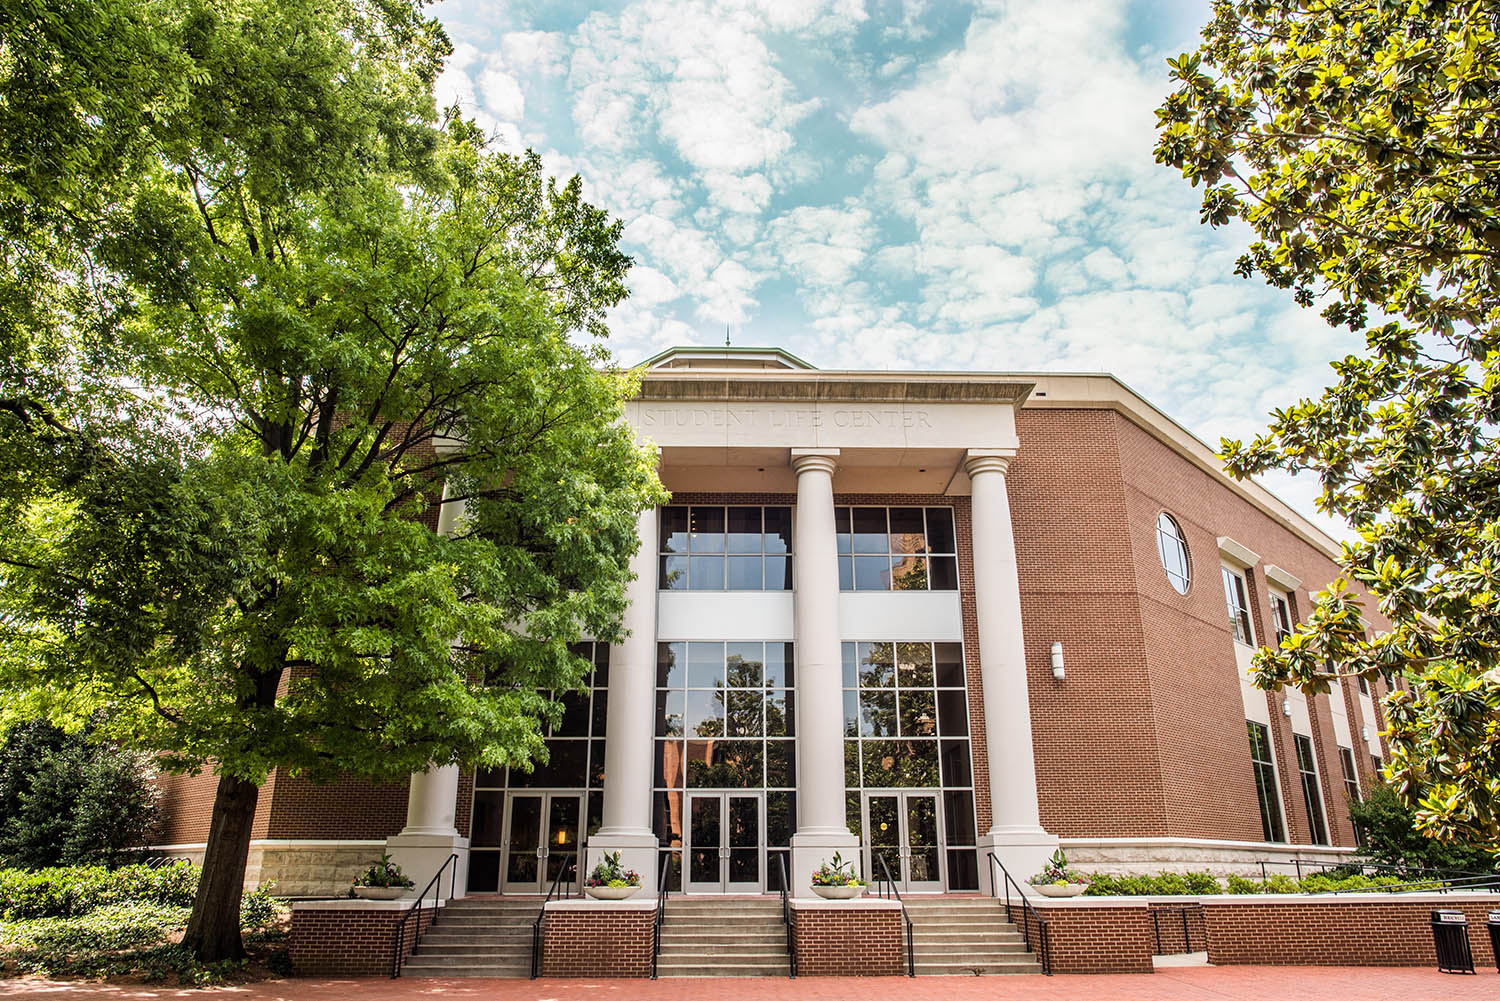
[3,968,1496,1001]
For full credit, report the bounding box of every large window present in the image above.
[1339,747,1363,846]
[1295,734,1329,846]
[1247,721,1285,842]
[842,640,978,889]
[659,506,792,590]
[653,641,795,888]
[470,642,608,891]
[1269,592,1294,646]
[836,507,958,591]
[1222,566,1255,645]
[1156,513,1191,594]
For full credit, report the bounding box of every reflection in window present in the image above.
[660,506,793,590]
[837,507,958,591]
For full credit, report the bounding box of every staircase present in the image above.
[655,897,791,977]
[399,897,536,978]
[903,897,1043,975]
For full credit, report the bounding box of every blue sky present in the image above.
[434,0,1349,536]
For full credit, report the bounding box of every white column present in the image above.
[965,449,1056,891]
[386,479,471,898]
[789,449,858,897]
[588,505,662,892]
[387,764,469,899]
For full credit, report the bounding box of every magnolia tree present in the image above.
[0,0,661,960]
[1157,0,1500,844]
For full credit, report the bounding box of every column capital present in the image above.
[964,448,1017,478]
[790,448,839,476]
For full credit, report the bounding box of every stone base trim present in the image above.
[542,899,655,977]
[289,898,440,977]
[148,839,389,897]
[1060,837,1356,876]
[1201,893,1500,967]
[791,899,904,976]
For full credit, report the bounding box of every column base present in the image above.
[790,829,860,900]
[978,828,1059,896]
[385,831,470,900]
[585,830,660,895]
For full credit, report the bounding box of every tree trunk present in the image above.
[182,773,261,962]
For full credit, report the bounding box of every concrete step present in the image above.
[913,959,1043,976]
[413,944,532,957]
[656,964,791,977]
[417,931,532,945]
[658,947,790,960]
[658,932,787,946]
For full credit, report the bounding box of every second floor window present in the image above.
[1270,592,1293,646]
[660,506,792,591]
[1222,566,1254,645]
[837,506,958,591]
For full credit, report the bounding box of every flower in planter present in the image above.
[353,852,416,888]
[584,850,642,888]
[1026,848,1090,888]
[811,851,866,887]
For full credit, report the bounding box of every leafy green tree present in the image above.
[0,720,161,869]
[1348,783,1499,876]
[1157,0,1500,846]
[0,0,660,961]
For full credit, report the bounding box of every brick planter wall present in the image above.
[289,899,439,977]
[1202,894,1500,967]
[1146,901,1206,954]
[1011,900,1155,974]
[791,900,905,976]
[542,900,655,977]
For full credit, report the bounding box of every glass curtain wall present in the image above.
[842,640,979,890]
[468,642,608,893]
[653,641,796,891]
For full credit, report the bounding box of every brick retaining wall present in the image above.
[1012,900,1155,974]
[541,900,655,977]
[1202,894,1500,967]
[289,900,438,977]
[791,900,904,976]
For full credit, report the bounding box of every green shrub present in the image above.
[0,861,200,919]
[1083,871,1222,896]
[1226,874,1261,894]
[239,884,281,928]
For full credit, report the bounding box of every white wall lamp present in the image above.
[1281,698,1292,717]
[1050,642,1065,681]
[1361,725,1370,740]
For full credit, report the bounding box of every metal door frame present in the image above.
[861,789,946,893]
[500,790,585,894]
[683,790,765,894]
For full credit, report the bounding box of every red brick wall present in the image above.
[155,768,275,845]
[1203,897,1498,967]
[1007,411,1165,838]
[289,904,435,977]
[1011,902,1155,974]
[1145,901,1206,953]
[792,904,903,976]
[265,770,408,839]
[542,906,653,977]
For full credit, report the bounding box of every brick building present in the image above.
[157,346,1389,899]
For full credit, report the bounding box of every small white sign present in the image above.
[1434,910,1467,924]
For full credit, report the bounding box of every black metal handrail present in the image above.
[1329,873,1500,895]
[529,852,580,979]
[1149,904,1196,955]
[651,850,672,980]
[390,853,459,979]
[777,853,797,978]
[1257,858,1499,883]
[871,852,915,977]
[986,851,1051,976]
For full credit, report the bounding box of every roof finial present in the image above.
[724,324,731,347]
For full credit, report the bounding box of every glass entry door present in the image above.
[685,792,762,893]
[502,792,583,894]
[863,791,943,893]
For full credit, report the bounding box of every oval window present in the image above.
[1156,513,1191,595]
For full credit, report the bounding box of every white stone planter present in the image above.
[1032,883,1087,898]
[584,884,643,900]
[352,885,410,900]
[810,883,867,900]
